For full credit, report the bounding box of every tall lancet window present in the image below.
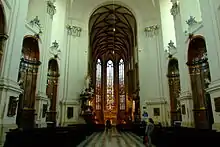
[106,60,114,110]
[119,59,125,110]
[95,59,102,110]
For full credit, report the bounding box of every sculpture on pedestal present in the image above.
[79,74,95,123]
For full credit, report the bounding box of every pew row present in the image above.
[4,124,105,147]
[116,123,220,147]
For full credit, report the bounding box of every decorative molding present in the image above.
[60,99,80,105]
[47,0,56,19]
[0,78,23,95]
[184,21,203,36]
[144,24,159,37]
[165,40,177,58]
[206,79,220,94]
[49,40,61,59]
[186,16,198,27]
[0,33,9,41]
[178,91,192,100]
[170,1,180,18]
[66,25,82,37]
[29,16,43,34]
[36,92,49,101]
[145,98,168,105]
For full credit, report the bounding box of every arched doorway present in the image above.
[187,36,213,129]
[16,36,41,129]
[0,1,8,70]
[167,58,181,125]
[89,4,138,124]
[46,58,59,126]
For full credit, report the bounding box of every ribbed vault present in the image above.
[89,4,136,60]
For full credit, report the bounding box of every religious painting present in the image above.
[181,104,186,115]
[119,59,125,110]
[42,104,47,118]
[106,60,115,111]
[153,108,160,116]
[67,107,74,119]
[7,96,18,117]
[214,97,220,112]
[95,59,102,110]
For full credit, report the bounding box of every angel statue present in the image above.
[85,74,91,89]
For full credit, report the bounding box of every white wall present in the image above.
[3,0,220,130]
[179,0,202,32]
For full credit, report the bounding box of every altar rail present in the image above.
[4,124,105,147]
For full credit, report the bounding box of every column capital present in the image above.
[144,24,160,38]
[170,1,180,18]
[47,0,56,19]
[66,25,82,37]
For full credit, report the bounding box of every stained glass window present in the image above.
[106,60,114,110]
[95,59,102,110]
[119,59,125,110]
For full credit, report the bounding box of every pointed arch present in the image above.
[106,60,114,111]
[95,59,102,110]
[119,59,125,110]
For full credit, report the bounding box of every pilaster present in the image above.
[170,0,194,127]
[170,0,191,95]
[37,0,54,98]
[142,24,162,97]
[0,0,29,145]
[200,0,220,130]
[199,0,220,83]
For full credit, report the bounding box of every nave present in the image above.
[78,127,147,147]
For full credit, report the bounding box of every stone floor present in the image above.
[77,127,147,147]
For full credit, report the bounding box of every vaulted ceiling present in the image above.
[89,4,137,60]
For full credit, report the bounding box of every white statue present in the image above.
[84,74,91,89]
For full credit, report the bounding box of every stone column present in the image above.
[170,0,194,127]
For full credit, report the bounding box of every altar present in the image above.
[104,110,117,125]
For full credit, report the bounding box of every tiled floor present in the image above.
[77,127,146,147]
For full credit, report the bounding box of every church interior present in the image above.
[1,0,220,146]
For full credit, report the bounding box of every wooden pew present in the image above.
[4,124,102,147]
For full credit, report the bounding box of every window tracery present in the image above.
[95,59,102,110]
[106,60,114,111]
[119,59,125,110]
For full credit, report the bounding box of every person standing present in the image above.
[145,118,155,147]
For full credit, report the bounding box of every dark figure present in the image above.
[140,120,147,136]
[106,119,111,131]
[144,118,155,147]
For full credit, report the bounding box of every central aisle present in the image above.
[77,127,146,147]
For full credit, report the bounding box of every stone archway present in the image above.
[16,36,41,129]
[46,58,59,126]
[187,36,214,129]
[167,58,181,125]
